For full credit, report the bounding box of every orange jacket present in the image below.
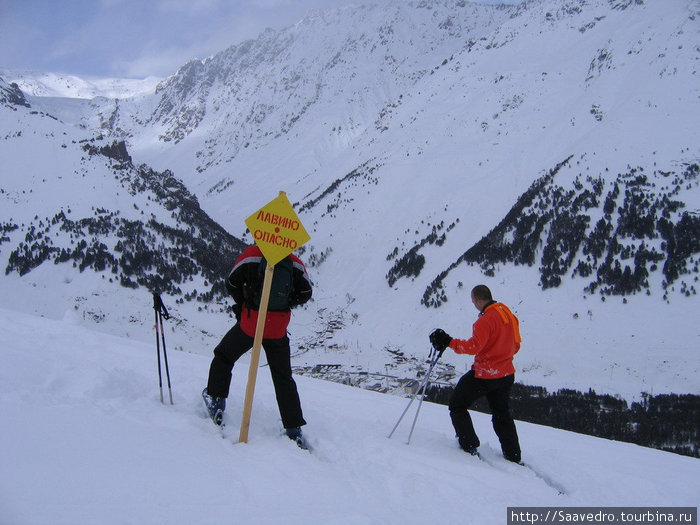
[448,302,521,379]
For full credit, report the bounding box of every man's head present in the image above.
[470,284,493,311]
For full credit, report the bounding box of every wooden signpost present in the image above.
[238,191,310,444]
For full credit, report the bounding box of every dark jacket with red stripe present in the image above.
[225,245,312,339]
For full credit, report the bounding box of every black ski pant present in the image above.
[206,323,306,429]
[448,370,521,462]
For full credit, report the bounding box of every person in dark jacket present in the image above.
[431,284,522,463]
[203,245,312,443]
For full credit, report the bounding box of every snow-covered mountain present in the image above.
[1,0,698,454]
[0,68,161,99]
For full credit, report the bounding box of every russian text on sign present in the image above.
[244,191,310,266]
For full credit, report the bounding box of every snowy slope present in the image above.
[1,308,698,525]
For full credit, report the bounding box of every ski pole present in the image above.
[153,293,174,404]
[158,306,174,405]
[388,345,442,442]
[406,350,440,444]
[153,300,163,403]
[387,351,434,438]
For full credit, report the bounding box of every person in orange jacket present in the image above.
[430,284,522,463]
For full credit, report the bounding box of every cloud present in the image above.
[1,0,522,79]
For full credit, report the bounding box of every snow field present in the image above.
[1,308,698,525]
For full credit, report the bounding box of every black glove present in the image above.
[429,329,452,353]
[232,303,242,322]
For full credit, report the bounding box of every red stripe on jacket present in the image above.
[233,245,309,339]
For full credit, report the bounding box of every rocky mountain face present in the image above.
[0,80,31,107]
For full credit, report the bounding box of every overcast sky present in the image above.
[0,0,518,79]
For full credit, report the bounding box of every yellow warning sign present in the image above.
[245,191,310,266]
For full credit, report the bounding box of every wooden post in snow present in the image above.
[238,262,274,444]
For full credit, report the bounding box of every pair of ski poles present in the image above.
[388,343,444,444]
[153,293,173,404]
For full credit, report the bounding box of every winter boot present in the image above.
[457,436,479,456]
[503,452,523,465]
[285,427,309,450]
[202,388,226,426]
